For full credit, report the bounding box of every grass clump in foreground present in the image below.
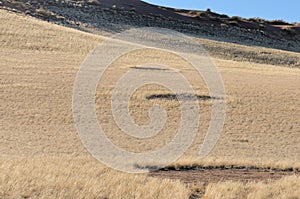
[0,157,191,199]
[203,176,300,199]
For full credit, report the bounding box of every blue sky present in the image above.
[143,0,299,23]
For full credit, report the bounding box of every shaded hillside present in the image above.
[1,0,300,53]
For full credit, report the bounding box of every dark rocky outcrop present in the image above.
[2,0,300,53]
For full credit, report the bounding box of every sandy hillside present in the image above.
[1,9,300,198]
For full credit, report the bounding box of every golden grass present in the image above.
[0,10,191,198]
[1,9,300,198]
[0,157,190,199]
[193,36,300,68]
[203,176,300,199]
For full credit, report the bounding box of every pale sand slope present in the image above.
[1,9,300,198]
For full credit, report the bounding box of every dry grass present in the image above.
[0,10,190,198]
[0,157,190,199]
[95,53,300,170]
[1,9,300,198]
[193,37,300,68]
[203,175,300,199]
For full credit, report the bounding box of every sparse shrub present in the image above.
[87,0,100,5]
[269,19,290,25]
[259,24,265,28]
[283,27,297,36]
[231,16,243,22]
[187,10,195,15]
[228,20,239,26]
[195,12,208,18]
[248,17,267,24]
[7,0,26,10]
[220,14,229,19]
[211,16,222,22]
[249,18,290,26]
[221,23,229,28]
[35,8,57,19]
[35,8,50,15]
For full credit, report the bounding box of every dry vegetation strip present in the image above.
[193,37,300,68]
[1,9,300,198]
[0,157,190,199]
[150,168,299,185]
[150,170,300,198]
[203,175,300,199]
